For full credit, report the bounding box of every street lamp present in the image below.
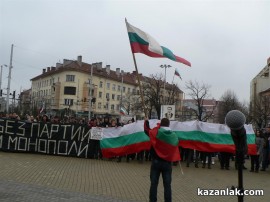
[160,64,171,91]
[160,64,171,104]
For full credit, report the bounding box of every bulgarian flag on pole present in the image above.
[125,19,191,67]
[174,68,182,80]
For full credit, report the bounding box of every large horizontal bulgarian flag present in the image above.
[125,19,191,67]
[100,120,256,158]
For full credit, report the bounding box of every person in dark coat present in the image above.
[261,126,270,171]
[250,129,264,172]
[219,152,232,170]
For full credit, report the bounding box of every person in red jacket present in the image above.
[144,117,180,202]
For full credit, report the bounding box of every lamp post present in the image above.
[160,64,171,104]
[160,64,171,91]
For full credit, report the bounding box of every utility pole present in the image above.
[6,44,14,113]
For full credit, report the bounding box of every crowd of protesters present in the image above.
[0,112,270,172]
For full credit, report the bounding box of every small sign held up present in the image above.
[90,127,103,140]
[160,105,175,120]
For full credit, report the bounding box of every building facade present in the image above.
[250,57,270,102]
[250,57,270,127]
[30,56,184,119]
[182,99,220,123]
[18,89,31,116]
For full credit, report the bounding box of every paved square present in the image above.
[0,152,269,201]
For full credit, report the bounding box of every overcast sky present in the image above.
[0,0,269,102]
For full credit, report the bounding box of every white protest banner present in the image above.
[91,127,103,140]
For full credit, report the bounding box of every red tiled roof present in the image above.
[31,61,137,86]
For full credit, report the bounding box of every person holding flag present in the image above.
[144,117,180,202]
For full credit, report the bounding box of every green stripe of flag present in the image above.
[101,130,255,149]
[161,46,176,61]
[175,131,255,145]
[156,128,178,146]
[128,33,149,45]
[100,132,150,149]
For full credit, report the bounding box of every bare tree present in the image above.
[141,73,182,119]
[250,94,270,128]
[218,90,241,123]
[121,92,141,115]
[185,80,213,121]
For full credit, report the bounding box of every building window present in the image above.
[112,84,116,91]
[111,104,114,110]
[64,99,73,106]
[123,87,126,92]
[99,81,103,88]
[116,104,120,110]
[66,75,75,82]
[117,95,121,101]
[89,89,94,96]
[64,86,76,95]
[107,82,110,89]
[128,88,130,93]
[98,102,101,109]
[99,92,102,98]
[112,94,115,100]
[118,85,121,91]
[106,93,110,100]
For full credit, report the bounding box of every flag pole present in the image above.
[131,52,147,116]
[125,19,147,116]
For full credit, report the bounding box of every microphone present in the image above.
[225,109,248,154]
[225,111,247,202]
[225,110,246,131]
